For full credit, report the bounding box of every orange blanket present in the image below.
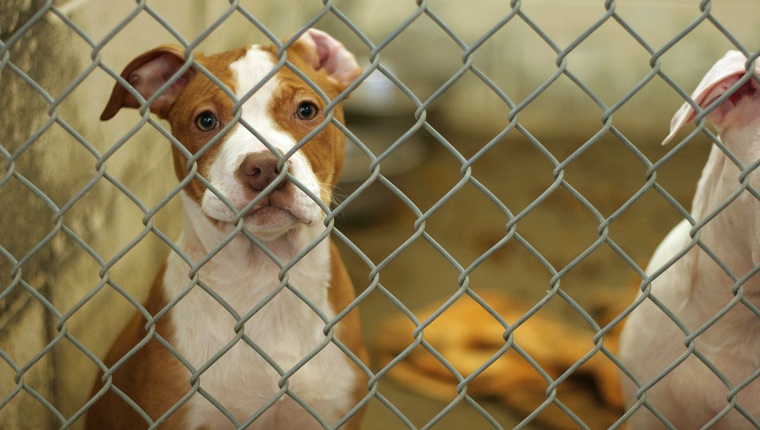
[374,291,627,429]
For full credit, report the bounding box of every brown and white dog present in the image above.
[85,29,368,430]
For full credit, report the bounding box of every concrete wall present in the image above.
[0,1,184,427]
[2,2,88,427]
[1,0,758,428]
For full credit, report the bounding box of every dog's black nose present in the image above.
[238,152,287,192]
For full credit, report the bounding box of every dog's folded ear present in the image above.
[663,50,760,145]
[101,45,193,121]
[292,29,361,90]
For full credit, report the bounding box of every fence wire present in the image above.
[2,0,760,429]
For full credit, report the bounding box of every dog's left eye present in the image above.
[195,111,218,131]
[296,102,318,120]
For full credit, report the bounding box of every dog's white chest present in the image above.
[163,239,356,429]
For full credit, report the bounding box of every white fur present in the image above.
[164,46,356,429]
[619,51,760,428]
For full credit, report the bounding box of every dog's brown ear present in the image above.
[101,45,194,121]
[293,29,361,90]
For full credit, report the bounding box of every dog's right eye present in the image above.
[296,102,318,121]
[195,111,218,131]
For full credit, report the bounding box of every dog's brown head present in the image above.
[101,29,361,239]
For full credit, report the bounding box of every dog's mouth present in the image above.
[198,179,326,239]
[204,194,318,237]
[242,202,300,229]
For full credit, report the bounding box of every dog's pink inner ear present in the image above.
[662,51,759,145]
[299,29,361,89]
[129,54,188,110]
[694,74,745,125]
[101,47,192,121]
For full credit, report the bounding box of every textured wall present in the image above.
[1,2,181,427]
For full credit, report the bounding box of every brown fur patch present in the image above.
[86,264,191,430]
[167,47,248,204]
[260,44,350,204]
[164,42,352,208]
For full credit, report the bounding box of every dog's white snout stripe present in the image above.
[198,46,326,235]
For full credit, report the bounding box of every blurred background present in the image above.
[2,0,760,428]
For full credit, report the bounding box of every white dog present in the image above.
[619,51,760,428]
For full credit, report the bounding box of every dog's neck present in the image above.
[690,130,760,297]
[172,191,331,315]
[180,191,326,264]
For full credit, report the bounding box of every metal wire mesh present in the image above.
[2,0,760,429]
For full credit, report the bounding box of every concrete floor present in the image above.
[333,117,710,429]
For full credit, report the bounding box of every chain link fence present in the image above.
[2,0,760,429]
